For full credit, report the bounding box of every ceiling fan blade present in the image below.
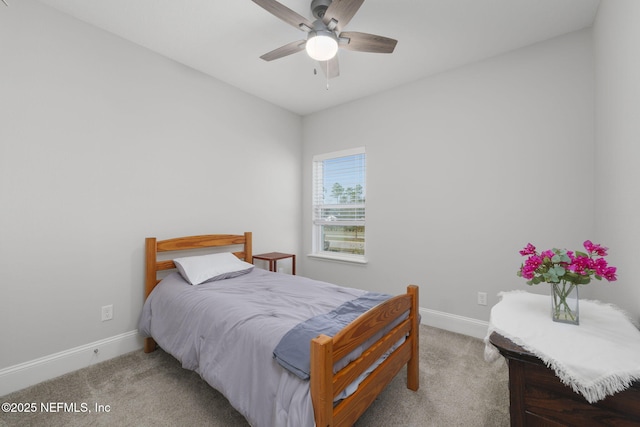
[252,0,314,32]
[322,0,364,33]
[339,31,397,53]
[260,40,306,61]
[318,55,340,79]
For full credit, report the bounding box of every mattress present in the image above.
[138,267,368,427]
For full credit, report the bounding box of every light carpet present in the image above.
[0,326,509,426]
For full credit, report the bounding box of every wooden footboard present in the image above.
[311,285,420,427]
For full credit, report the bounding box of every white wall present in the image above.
[592,0,640,322]
[0,0,302,378]
[302,30,596,326]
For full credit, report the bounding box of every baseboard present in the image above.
[419,307,489,340]
[1,308,488,397]
[0,330,143,397]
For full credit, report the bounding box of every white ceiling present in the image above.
[35,0,600,116]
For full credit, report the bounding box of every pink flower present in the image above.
[602,266,617,281]
[520,255,542,279]
[593,258,616,280]
[569,255,592,275]
[519,243,537,256]
[540,249,555,260]
[584,240,608,256]
[593,257,608,270]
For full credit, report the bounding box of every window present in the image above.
[312,147,366,262]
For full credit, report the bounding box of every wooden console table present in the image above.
[489,332,640,426]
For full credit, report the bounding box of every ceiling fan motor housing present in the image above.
[310,0,332,19]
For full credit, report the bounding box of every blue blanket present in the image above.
[273,292,392,380]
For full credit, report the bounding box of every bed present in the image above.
[139,232,420,426]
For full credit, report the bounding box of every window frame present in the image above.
[310,147,367,264]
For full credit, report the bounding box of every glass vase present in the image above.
[551,282,579,325]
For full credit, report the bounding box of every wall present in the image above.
[592,0,640,322]
[0,0,302,388]
[302,30,596,333]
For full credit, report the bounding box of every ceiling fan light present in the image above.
[306,32,338,61]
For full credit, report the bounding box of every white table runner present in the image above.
[484,290,640,403]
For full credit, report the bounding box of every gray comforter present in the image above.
[138,268,367,427]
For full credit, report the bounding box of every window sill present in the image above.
[307,253,368,265]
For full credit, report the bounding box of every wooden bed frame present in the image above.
[143,232,420,427]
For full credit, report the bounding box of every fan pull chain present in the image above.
[326,61,330,91]
[313,65,330,90]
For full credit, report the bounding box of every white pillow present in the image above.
[173,252,254,285]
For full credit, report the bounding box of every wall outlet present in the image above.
[101,305,113,321]
[477,292,488,306]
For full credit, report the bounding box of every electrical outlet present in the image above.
[101,305,113,321]
[477,292,488,306]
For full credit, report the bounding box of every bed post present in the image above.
[144,237,157,353]
[311,334,333,427]
[244,231,253,263]
[407,284,419,391]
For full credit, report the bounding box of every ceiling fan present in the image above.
[252,0,397,79]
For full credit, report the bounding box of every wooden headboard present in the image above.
[143,231,252,352]
[145,232,253,299]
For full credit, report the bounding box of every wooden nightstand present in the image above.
[253,252,296,275]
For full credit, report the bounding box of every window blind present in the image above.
[313,148,366,225]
